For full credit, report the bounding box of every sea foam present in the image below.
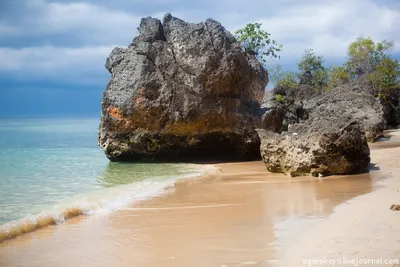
[0,164,216,243]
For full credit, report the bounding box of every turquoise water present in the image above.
[0,119,203,226]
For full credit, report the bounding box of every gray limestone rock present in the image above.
[257,82,383,176]
[257,121,370,177]
[98,14,268,161]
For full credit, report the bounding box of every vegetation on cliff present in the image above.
[265,37,400,97]
[233,22,399,98]
[234,22,282,64]
[238,23,399,176]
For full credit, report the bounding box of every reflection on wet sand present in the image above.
[0,160,380,267]
[283,146,400,266]
[369,130,400,150]
[97,162,198,187]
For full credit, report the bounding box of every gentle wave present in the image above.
[0,164,217,243]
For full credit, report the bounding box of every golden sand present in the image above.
[0,133,399,267]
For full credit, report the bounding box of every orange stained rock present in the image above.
[107,106,124,120]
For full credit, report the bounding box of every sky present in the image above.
[0,0,399,117]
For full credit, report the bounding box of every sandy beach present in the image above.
[0,133,399,267]
[2,1,400,267]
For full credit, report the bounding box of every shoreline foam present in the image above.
[1,132,399,267]
[0,164,217,243]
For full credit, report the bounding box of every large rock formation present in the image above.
[258,83,383,176]
[98,14,268,161]
[261,83,385,140]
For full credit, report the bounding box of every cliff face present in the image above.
[99,14,268,161]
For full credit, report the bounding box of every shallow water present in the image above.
[0,119,204,241]
[1,124,399,267]
[0,160,390,267]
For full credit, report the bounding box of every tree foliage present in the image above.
[347,37,394,79]
[267,37,399,96]
[298,49,325,74]
[345,37,399,96]
[297,49,328,89]
[327,66,350,90]
[269,65,298,90]
[368,57,400,97]
[235,23,282,64]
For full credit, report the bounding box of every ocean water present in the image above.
[0,118,207,241]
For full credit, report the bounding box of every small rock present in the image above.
[390,204,400,211]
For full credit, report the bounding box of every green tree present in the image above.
[297,49,328,88]
[327,66,350,90]
[347,37,394,79]
[367,57,400,97]
[235,23,282,64]
[269,65,298,89]
[345,37,399,97]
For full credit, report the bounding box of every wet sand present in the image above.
[1,133,400,267]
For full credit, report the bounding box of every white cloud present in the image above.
[251,0,400,63]
[0,1,142,84]
[0,45,116,84]
[0,1,141,46]
[0,0,399,85]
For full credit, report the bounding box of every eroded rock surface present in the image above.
[258,83,381,176]
[382,88,400,129]
[257,121,370,177]
[99,14,268,161]
[262,83,385,139]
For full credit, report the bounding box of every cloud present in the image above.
[0,45,116,85]
[1,0,399,116]
[253,0,400,65]
[0,0,141,46]
[0,0,399,86]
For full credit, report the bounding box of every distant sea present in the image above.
[0,118,206,240]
